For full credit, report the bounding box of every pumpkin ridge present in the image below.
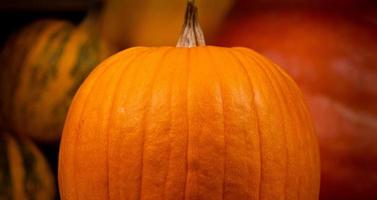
[141,48,178,199]
[183,48,191,199]
[58,48,132,199]
[161,49,178,200]
[249,50,290,199]
[254,50,319,198]
[59,46,320,199]
[127,48,171,199]
[204,47,227,199]
[103,48,153,199]
[243,49,299,198]
[70,50,120,199]
[258,54,291,199]
[265,59,307,199]
[228,49,262,199]
[101,49,139,200]
[123,48,159,199]
[110,49,153,199]
[97,47,135,200]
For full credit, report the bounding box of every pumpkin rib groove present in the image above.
[102,52,134,200]
[183,48,191,199]
[110,48,153,199]
[157,48,176,200]
[71,66,104,200]
[103,48,152,200]
[229,49,262,199]
[253,56,288,199]
[297,94,319,198]
[220,47,258,199]
[263,59,291,200]
[268,59,319,198]
[233,49,267,199]
[252,53,290,200]
[58,48,119,199]
[59,46,320,199]
[99,48,150,199]
[160,49,176,200]
[268,64,306,199]
[249,50,310,196]
[70,50,124,199]
[217,51,227,200]
[112,48,153,199]
[275,67,304,200]
[205,47,227,200]
[268,55,319,198]
[226,50,257,200]
[138,48,173,200]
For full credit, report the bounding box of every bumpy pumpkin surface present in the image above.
[217,9,377,200]
[0,132,55,200]
[59,46,320,200]
[59,2,320,199]
[0,17,112,142]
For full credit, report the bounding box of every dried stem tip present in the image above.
[176,0,206,48]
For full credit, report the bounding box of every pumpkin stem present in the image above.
[176,0,206,47]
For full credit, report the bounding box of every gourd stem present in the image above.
[176,0,206,47]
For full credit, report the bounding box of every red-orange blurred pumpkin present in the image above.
[236,0,374,7]
[218,9,377,200]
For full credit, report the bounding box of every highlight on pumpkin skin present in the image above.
[58,1,320,199]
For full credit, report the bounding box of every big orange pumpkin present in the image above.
[217,8,377,200]
[0,13,113,142]
[59,1,320,199]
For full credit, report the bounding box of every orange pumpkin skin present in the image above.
[217,9,377,200]
[59,46,320,200]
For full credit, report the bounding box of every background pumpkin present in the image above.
[0,131,55,200]
[59,2,320,199]
[100,0,233,48]
[235,0,375,7]
[0,13,113,142]
[217,8,377,200]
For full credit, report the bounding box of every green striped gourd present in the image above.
[0,131,55,199]
[0,15,113,142]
